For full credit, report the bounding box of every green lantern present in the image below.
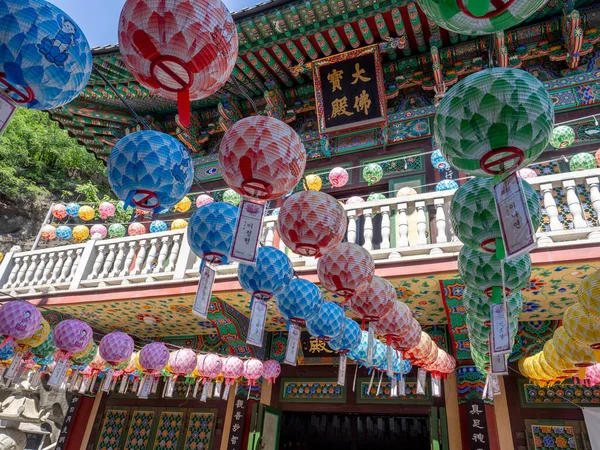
[434,68,554,177]
[549,126,575,149]
[463,288,522,325]
[31,331,56,359]
[458,246,531,297]
[569,153,597,172]
[470,347,491,373]
[223,189,241,206]
[367,193,386,202]
[466,311,519,344]
[450,177,541,252]
[72,342,97,366]
[416,0,547,36]
[108,223,126,239]
[363,163,383,186]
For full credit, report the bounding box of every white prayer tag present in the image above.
[491,302,511,354]
[151,376,159,393]
[223,383,231,401]
[5,352,23,380]
[284,324,301,366]
[366,324,375,365]
[165,377,175,398]
[491,352,509,375]
[30,371,42,389]
[230,200,266,263]
[492,374,501,396]
[119,375,128,394]
[79,377,90,394]
[193,378,201,398]
[48,359,69,387]
[337,355,347,386]
[139,377,152,399]
[432,377,441,397]
[207,380,214,398]
[390,380,398,397]
[89,374,98,393]
[386,346,393,378]
[102,369,114,392]
[200,382,210,402]
[416,369,426,395]
[192,264,216,318]
[398,377,406,397]
[13,364,27,384]
[482,375,490,399]
[246,299,267,347]
[214,381,222,398]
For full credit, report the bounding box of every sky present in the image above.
[48,0,261,47]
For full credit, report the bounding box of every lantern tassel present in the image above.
[376,371,383,396]
[367,369,375,394]
[367,322,375,365]
[178,89,191,129]
[353,363,358,393]
[386,344,393,379]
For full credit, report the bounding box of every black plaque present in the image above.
[54,394,80,450]
[227,393,247,450]
[465,400,491,450]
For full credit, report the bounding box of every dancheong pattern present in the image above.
[123,410,155,450]
[153,411,185,450]
[184,412,216,450]
[96,408,128,450]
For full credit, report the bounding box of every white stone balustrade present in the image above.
[3,168,600,298]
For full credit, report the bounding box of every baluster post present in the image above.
[434,198,448,243]
[131,240,148,276]
[39,252,56,286]
[153,237,171,274]
[415,201,428,246]
[363,208,373,251]
[563,179,588,229]
[142,239,159,275]
[109,243,127,277]
[3,256,22,288]
[397,203,409,247]
[120,241,138,277]
[166,235,181,273]
[23,255,39,286]
[540,183,563,232]
[347,210,357,244]
[174,230,192,279]
[58,250,75,283]
[380,206,391,250]
[99,244,117,281]
[33,254,48,287]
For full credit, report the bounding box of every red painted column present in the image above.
[65,395,95,449]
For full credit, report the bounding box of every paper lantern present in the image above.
[169,349,197,376]
[195,194,214,208]
[15,318,50,352]
[518,168,537,179]
[275,278,323,325]
[41,225,57,240]
[149,220,168,233]
[222,189,241,206]
[346,196,365,206]
[349,276,395,326]
[200,353,222,380]
[262,360,281,384]
[238,247,293,301]
[98,202,116,219]
[328,318,362,354]
[374,302,413,345]
[304,174,323,191]
[119,0,237,126]
[173,196,191,213]
[405,332,434,363]
[586,364,600,386]
[580,270,600,320]
[99,331,134,366]
[394,319,423,352]
[570,152,597,171]
[306,302,345,342]
[0,0,92,109]
[78,205,95,221]
[458,246,531,297]
[367,193,386,202]
[363,163,383,186]
[171,219,188,230]
[554,326,598,372]
[543,339,577,375]
[563,303,600,352]
[127,222,146,236]
[0,341,14,362]
[366,341,387,368]
[396,187,417,197]
[72,225,89,242]
[188,202,238,265]
[416,0,547,36]
[222,356,244,384]
[243,358,263,386]
[53,319,92,354]
[277,191,347,257]
[329,167,349,188]
[0,301,42,347]
[434,68,554,177]
[348,331,369,363]
[90,224,108,239]
[550,126,576,149]
[139,342,169,373]
[108,131,194,212]
[317,242,375,298]
[435,180,458,191]
[72,342,97,366]
[108,223,126,239]
[31,331,56,359]
[462,288,522,325]
[65,203,80,217]
[52,204,67,220]
[219,116,306,201]
[431,148,450,171]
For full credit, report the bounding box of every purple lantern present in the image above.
[52,319,93,356]
[0,301,42,347]
[99,331,134,366]
[139,342,169,374]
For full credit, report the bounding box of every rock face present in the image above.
[0,198,49,254]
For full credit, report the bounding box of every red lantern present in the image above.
[393,319,422,352]
[277,191,347,257]
[349,277,396,328]
[405,332,434,363]
[118,0,238,128]
[317,242,375,299]
[374,302,413,345]
[219,116,307,201]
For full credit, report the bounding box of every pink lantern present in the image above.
[128,222,146,236]
[405,332,434,363]
[0,301,42,346]
[317,242,375,300]
[394,319,422,352]
[53,319,93,356]
[98,202,116,219]
[374,302,413,346]
[346,196,364,206]
[222,356,244,384]
[169,349,197,377]
[139,342,169,373]
[99,331,134,366]
[200,353,222,380]
[349,276,395,327]
[88,351,106,374]
[118,0,238,128]
[52,204,67,220]
[596,148,600,167]
[196,194,215,208]
[518,168,537,179]
[243,358,263,386]
[277,191,347,257]
[219,116,306,201]
[41,225,57,240]
[262,359,281,384]
[90,224,108,239]
[329,167,349,188]
[585,364,600,386]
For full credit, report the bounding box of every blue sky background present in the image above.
[49,0,260,47]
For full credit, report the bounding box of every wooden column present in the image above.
[80,391,104,449]
[444,372,462,450]
[494,377,515,450]
[64,395,94,449]
[219,390,237,450]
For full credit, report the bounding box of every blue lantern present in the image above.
[0,0,92,109]
[435,179,459,191]
[239,247,293,300]
[65,202,80,217]
[348,331,368,363]
[430,148,450,172]
[305,301,344,342]
[107,131,194,213]
[188,202,238,265]
[275,278,323,325]
[399,358,412,375]
[368,341,387,369]
[149,220,168,233]
[328,318,361,354]
[56,225,72,240]
[0,340,13,361]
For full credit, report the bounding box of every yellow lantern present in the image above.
[16,318,50,351]
[73,225,90,242]
[530,353,559,385]
[72,340,94,361]
[543,339,577,376]
[537,352,566,381]
[563,303,600,360]
[304,174,323,191]
[78,205,95,221]
[579,270,600,320]
[171,219,188,230]
[174,196,192,213]
[554,327,599,378]
[133,351,144,373]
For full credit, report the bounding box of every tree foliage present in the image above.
[0,108,109,206]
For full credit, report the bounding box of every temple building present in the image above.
[3,0,600,449]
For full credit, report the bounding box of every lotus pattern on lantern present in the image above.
[367,341,386,368]
[435,180,458,191]
[328,167,349,188]
[201,353,222,379]
[149,220,168,233]
[243,358,263,384]
[374,302,413,343]
[108,130,194,212]
[219,116,306,200]
[405,332,433,362]
[52,319,92,354]
[0,0,92,109]
[98,202,116,219]
[41,225,56,240]
[238,247,294,300]
[554,327,598,367]
[430,148,450,171]
[65,203,80,217]
[348,331,368,362]
[275,278,323,325]
[195,194,214,208]
[328,318,361,354]
[550,125,576,149]
[108,223,126,239]
[139,342,169,372]
[262,359,281,382]
[580,270,600,319]
[0,301,42,342]
[563,303,600,349]
[462,288,522,324]
[99,331,134,365]
[394,320,422,351]
[349,276,396,323]
[305,302,344,342]
[570,152,597,171]
[52,204,67,220]
[187,202,238,264]
[222,356,244,382]
[317,243,375,297]
[90,224,107,239]
[277,191,347,257]
[169,349,197,376]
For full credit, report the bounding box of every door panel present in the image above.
[182,411,217,450]
[95,407,129,450]
[152,409,186,450]
[123,409,156,450]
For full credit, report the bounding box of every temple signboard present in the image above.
[313,45,387,135]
